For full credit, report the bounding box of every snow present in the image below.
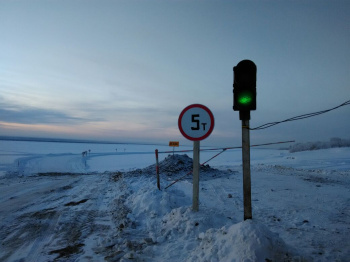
[0,140,349,261]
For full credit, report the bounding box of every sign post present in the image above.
[178,104,214,212]
[192,140,200,211]
[169,141,180,156]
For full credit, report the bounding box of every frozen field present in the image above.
[0,140,349,261]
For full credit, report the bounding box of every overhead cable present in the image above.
[250,100,350,131]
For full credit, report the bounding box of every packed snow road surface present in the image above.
[0,173,121,261]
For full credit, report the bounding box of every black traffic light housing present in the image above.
[233,60,257,120]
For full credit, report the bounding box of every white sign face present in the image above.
[178,104,214,141]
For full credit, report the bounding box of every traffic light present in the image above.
[233,60,257,120]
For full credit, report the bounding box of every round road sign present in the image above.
[178,104,215,141]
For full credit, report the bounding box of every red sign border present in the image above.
[178,104,215,141]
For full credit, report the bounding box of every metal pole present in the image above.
[242,119,252,220]
[193,140,200,211]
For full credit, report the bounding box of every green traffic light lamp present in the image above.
[233,60,257,120]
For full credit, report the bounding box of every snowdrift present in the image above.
[100,155,298,261]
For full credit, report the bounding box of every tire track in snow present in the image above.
[0,174,119,262]
[42,174,113,261]
[0,176,80,261]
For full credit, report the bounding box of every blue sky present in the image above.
[0,0,349,146]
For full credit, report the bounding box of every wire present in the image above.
[163,140,295,189]
[159,140,295,154]
[250,100,350,130]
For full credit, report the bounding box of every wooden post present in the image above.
[193,140,200,211]
[242,119,252,220]
[155,149,160,190]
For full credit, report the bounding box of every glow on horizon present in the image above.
[0,1,349,145]
[0,119,181,143]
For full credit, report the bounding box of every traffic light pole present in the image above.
[233,59,256,220]
[242,119,252,220]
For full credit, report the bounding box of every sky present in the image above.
[0,0,349,146]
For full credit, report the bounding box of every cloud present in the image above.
[0,98,103,125]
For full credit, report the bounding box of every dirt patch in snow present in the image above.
[49,243,85,260]
[64,198,89,206]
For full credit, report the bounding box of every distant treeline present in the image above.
[289,138,350,153]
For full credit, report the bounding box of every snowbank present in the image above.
[191,220,291,262]
[98,156,299,261]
